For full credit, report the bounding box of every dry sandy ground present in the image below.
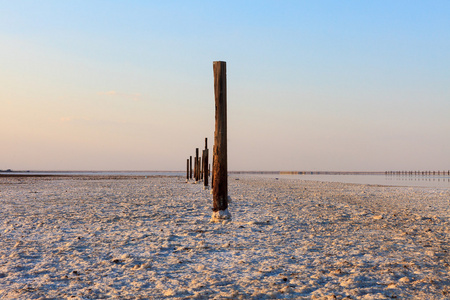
[0,175,449,299]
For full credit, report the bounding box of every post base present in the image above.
[210,208,231,222]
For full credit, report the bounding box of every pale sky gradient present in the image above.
[1,1,449,171]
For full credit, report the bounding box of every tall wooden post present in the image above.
[212,61,230,220]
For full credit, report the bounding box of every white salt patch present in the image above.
[210,208,232,222]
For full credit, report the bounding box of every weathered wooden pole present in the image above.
[211,61,230,221]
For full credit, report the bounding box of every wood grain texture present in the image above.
[212,61,228,211]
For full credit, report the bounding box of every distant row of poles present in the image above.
[385,171,450,176]
[186,137,211,189]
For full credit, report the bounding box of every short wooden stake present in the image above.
[211,61,230,221]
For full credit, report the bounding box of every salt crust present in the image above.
[210,208,232,222]
[0,175,449,299]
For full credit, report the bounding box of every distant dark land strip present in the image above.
[230,171,387,175]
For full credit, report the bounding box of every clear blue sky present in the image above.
[1,1,449,171]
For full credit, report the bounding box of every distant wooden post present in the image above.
[203,138,209,189]
[195,148,199,182]
[211,61,230,220]
[196,157,199,181]
[194,157,197,181]
[203,149,209,188]
[199,156,202,180]
[193,156,196,181]
[197,156,200,181]
[189,156,193,179]
[186,159,189,181]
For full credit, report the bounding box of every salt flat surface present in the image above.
[0,175,449,299]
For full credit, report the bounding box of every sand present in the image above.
[0,175,449,299]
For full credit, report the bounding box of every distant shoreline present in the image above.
[0,170,409,175]
[2,170,448,176]
[230,171,387,175]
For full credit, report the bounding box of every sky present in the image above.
[1,1,449,171]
